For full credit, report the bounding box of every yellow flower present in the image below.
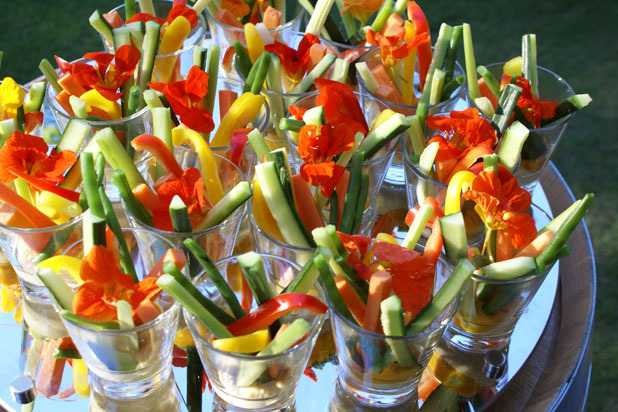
[0,77,26,121]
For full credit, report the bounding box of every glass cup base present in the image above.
[330,379,419,412]
[91,367,172,400]
[213,391,295,412]
[338,375,418,408]
[443,323,512,353]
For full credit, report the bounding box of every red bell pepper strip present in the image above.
[424,218,443,265]
[226,293,327,336]
[407,2,432,92]
[8,168,80,203]
[445,145,495,183]
[131,134,184,178]
[0,183,56,228]
[229,128,250,167]
[240,270,253,313]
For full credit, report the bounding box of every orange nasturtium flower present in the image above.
[73,246,162,322]
[513,76,558,128]
[463,170,536,250]
[69,45,141,102]
[366,26,430,68]
[0,132,76,184]
[0,77,44,134]
[126,1,198,28]
[149,65,215,135]
[373,240,435,318]
[265,34,321,76]
[293,80,368,197]
[337,231,372,280]
[341,0,382,24]
[152,167,211,231]
[221,0,251,18]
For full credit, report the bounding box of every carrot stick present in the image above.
[0,183,56,228]
[362,271,392,333]
[478,78,499,109]
[335,275,366,325]
[292,174,324,232]
[132,183,161,213]
[103,11,124,29]
[423,219,443,265]
[515,231,555,258]
[146,248,188,278]
[58,73,86,97]
[262,6,282,29]
[241,271,253,313]
[219,90,239,121]
[215,9,244,28]
[54,90,74,116]
[37,340,66,397]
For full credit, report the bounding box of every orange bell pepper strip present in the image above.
[445,145,495,183]
[407,1,432,92]
[362,271,392,333]
[131,134,184,178]
[0,183,56,228]
[424,219,443,265]
[335,275,366,325]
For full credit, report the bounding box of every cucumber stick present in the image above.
[195,181,252,231]
[237,252,276,306]
[56,119,91,153]
[60,309,119,330]
[83,213,107,255]
[156,274,233,338]
[37,268,73,311]
[24,81,46,113]
[95,127,145,188]
[89,10,113,45]
[380,295,416,367]
[439,212,468,263]
[492,84,522,137]
[357,113,409,160]
[407,259,475,334]
[289,54,337,102]
[497,121,529,172]
[416,141,439,205]
[169,195,192,232]
[237,318,311,386]
[137,21,161,108]
[282,254,320,294]
[480,256,537,280]
[402,203,434,250]
[255,162,314,248]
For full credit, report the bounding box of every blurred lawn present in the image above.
[1,1,615,410]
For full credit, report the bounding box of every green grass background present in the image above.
[1,1,615,410]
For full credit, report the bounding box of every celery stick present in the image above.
[522,34,538,97]
[89,10,113,45]
[407,115,425,155]
[442,73,464,100]
[247,129,270,160]
[237,252,276,306]
[169,196,192,232]
[143,89,164,109]
[402,203,434,250]
[95,127,146,188]
[282,253,321,295]
[183,238,246,318]
[266,55,286,140]
[415,141,439,205]
[39,59,62,93]
[370,0,393,32]
[192,0,210,14]
[152,106,173,179]
[420,23,452,105]
[306,0,336,37]
[429,69,446,106]
[492,84,522,137]
[334,0,356,38]
[331,58,350,84]
[463,23,481,101]
[81,152,104,218]
[124,0,136,20]
[157,274,233,338]
[13,177,32,205]
[99,187,138,281]
[69,96,88,119]
[116,300,139,351]
[416,102,427,130]
[195,181,252,231]
[355,61,378,93]
[204,45,220,114]
[138,0,155,15]
[24,81,46,113]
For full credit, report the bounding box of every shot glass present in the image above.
[185,254,326,411]
[358,47,468,186]
[444,204,554,352]
[128,147,247,264]
[59,227,180,399]
[329,253,457,407]
[286,91,398,199]
[472,63,575,192]
[104,0,207,83]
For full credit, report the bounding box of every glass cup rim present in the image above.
[248,192,378,252]
[358,47,467,111]
[184,253,326,360]
[127,150,247,236]
[328,252,458,340]
[108,0,207,58]
[60,226,180,333]
[206,6,305,33]
[45,65,150,125]
[480,62,575,133]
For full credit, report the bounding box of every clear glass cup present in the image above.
[184,254,326,411]
[206,4,305,74]
[59,227,180,399]
[128,147,247,266]
[358,47,469,186]
[286,91,398,199]
[472,63,575,192]
[208,77,271,179]
[329,253,457,407]
[248,194,377,267]
[444,204,554,352]
[104,0,207,83]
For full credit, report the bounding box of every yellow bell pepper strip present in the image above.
[79,89,122,119]
[72,359,90,397]
[210,92,266,150]
[503,56,523,77]
[172,127,224,204]
[402,21,418,105]
[213,328,271,353]
[375,233,399,245]
[131,134,184,178]
[244,23,264,63]
[252,180,284,242]
[37,256,83,284]
[444,170,475,215]
[153,16,191,83]
[226,293,327,337]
